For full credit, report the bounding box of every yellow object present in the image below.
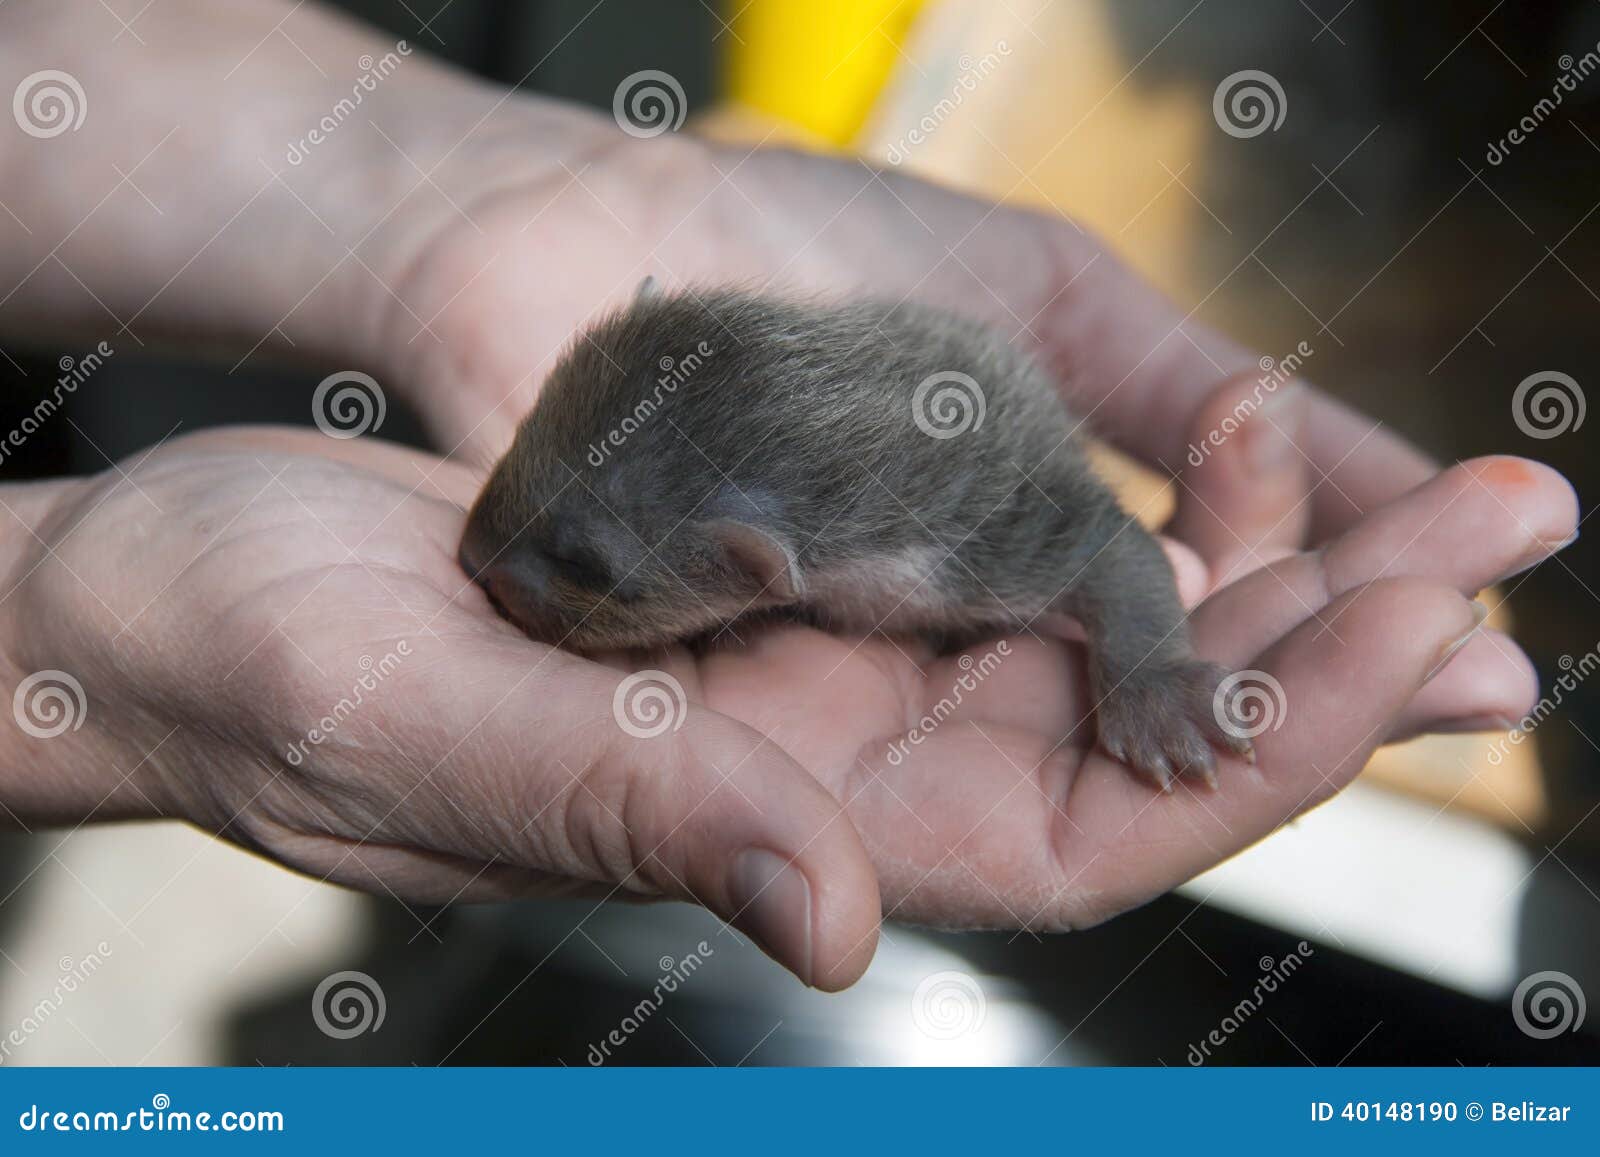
[724,0,927,145]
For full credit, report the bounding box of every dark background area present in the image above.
[1,1,1596,1065]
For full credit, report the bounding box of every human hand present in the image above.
[0,429,1572,989]
[361,122,1550,739]
[0,0,1532,736]
[0,1,1574,990]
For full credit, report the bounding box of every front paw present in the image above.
[1093,659,1255,790]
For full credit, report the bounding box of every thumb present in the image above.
[472,657,882,989]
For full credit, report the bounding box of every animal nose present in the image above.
[457,535,497,584]
[480,560,524,604]
[461,543,548,613]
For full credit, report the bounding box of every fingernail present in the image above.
[728,848,813,986]
[1431,713,1516,734]
[1244,385,1302,474]
[1493,531,1579,585]
[1426,601,1489,682]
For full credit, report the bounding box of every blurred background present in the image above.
[1,0,1597,1065]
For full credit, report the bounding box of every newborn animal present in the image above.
[459,283,1253,788]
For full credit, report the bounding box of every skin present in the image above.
[0,0,1578,988]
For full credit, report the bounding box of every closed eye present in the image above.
[547,550,608,589]
[553,552,649,603]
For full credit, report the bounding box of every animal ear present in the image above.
[634,275,660,301]
[701,519,802,602]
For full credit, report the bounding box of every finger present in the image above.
[1299,393,1439,540]
[1193,455,1576,671]
[748,150,1435,538]
[1319,456,1578,595]
[1164,372,1311,582]
[1054,579,1485,920]
[832,581,1483,930]
[1387,627,1538,741]
[178,425,485,509]
[1158,534,1210,608]
[394,639,882,989]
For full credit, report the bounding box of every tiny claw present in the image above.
[1178,741,1217,783]
[1190,745,1222,790]
[1216,727,1255,759]
[1144,753,1175,793]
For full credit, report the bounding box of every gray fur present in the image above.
[460,288,1252,787]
